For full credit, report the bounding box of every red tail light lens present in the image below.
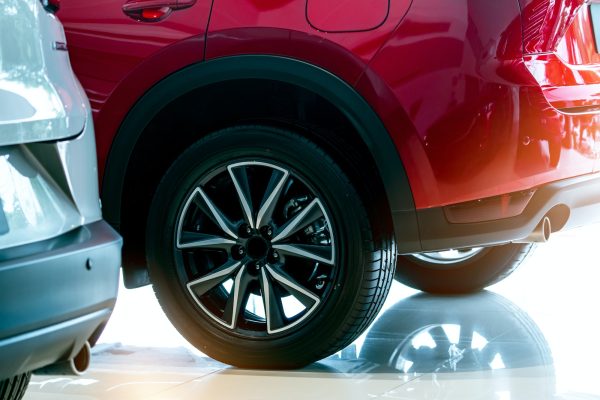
[41,0,60,13]
[122,5,173,22]
[141,7,171,21]
[519,0,586,54]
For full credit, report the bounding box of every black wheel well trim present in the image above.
[102,55,421,279]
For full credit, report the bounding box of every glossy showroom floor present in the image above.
[24,224,600,400]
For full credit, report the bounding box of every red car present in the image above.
[58,0,600,368]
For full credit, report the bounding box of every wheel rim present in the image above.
[411,248,484,265]
[175,161,336,337]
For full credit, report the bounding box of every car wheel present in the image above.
[395,243,535,293]
[0,373,31,400]
[146,125,396,368]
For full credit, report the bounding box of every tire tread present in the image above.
[0,373,31,400]
[283,131,397,362]
[396,243,536,293]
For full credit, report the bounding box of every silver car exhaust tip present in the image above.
[515,216,552,243]
[35,341,91,376]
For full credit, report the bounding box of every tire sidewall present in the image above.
[395,244,534,293]
[146,126,372,367]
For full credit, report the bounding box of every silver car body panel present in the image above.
[0,146,81,249]
[0,0,86,145]
[0,0,101,250]
[0,0,121,383]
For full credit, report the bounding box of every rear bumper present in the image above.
[404,171,600,253]
[0,221,122,379]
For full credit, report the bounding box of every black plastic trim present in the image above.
[415,172,600,252]
[102,55,420,272]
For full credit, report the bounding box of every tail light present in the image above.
[40,0,60,13]
[519,0,587,54]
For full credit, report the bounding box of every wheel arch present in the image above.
[103,55,419,288]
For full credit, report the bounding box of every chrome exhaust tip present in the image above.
[35,341,91,376]
[69,341,91,375]
[516,216,552,243]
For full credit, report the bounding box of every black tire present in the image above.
[0,373,31,400]
[395,243,535,293]
[146,126,396,369]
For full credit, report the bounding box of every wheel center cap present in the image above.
[246,236,269,260]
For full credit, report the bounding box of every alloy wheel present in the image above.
[175,161,336,336]
[411,248,484,266]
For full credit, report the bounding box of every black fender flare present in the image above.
[102,55,420,260]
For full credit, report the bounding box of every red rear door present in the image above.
[57,0,212,177]
[58,0,212,117]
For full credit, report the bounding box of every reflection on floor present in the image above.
[25,224,600,399]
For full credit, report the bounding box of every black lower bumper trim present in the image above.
[409,172,600,253]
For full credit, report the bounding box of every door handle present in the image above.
[122,0,196,22]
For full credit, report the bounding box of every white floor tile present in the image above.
[24,224,600,399]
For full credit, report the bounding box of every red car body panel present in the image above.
[57,0,211,176]
[519,0,586,55]
[205,0,411,79]
[306,0,391,32]
[362,0,599,208]
[205,0,600,209]
[58,0,600,210]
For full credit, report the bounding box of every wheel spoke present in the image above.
[271,198,324,243]
[260,268,287,333]
[187,260,242,297]
[228,164,255,228]
[178,231,236,250]
[256,168,289,228]
[264,264,320,310]
[222,265,253,329]
[191,187,238,239]
[272,243,334,265]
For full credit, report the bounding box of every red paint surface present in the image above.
[306,0,391,32]
[363,0,599,207]
[519,0,587,54]
[59,0,600,210]
[57,0,211,177]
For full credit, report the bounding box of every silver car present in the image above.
[0,0,122,399]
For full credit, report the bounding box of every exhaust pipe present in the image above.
[516,216,552,243]
[35,341,91,376]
